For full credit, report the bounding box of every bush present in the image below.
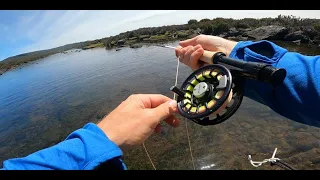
[235,22,249,29]
[200,23,213,35]
[199,18,211,23]
[313,24,320,32]
[188,19,198,25]
[213,22,229,35]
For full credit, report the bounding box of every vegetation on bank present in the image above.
[1,15,320,76]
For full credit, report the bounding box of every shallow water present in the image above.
[0,41,319,170]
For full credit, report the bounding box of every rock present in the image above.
[227,35,248,41]
[302,26,318,39]
[245,25,288,40]
[284,31,309,43]
[218,33,228,38]
[236,35,248,41]
[313,36,320,45]
[237,28,252,37]
[129,44,143,48]
[116,48,121,51]
[117,39,126,46]
[227,36,237,41]
[195,28,201,34]
[292,39,301,45]
[227,27,242,37]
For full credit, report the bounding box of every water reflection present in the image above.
[200,164,216,170]
[0,41,319,170]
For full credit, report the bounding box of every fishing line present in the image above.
[248,148,296,170]
[144,42,286,170]
[142,142,156,170]
[143,55,196,170]
[174,56,196,170]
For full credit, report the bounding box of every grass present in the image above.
[125,39,138,45]
[176,31,190,38]
[150,34,168,40]
[83,43,104,50]
[139,35,150,39]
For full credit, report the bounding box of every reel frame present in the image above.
[172,64,245,126]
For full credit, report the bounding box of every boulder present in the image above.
[245,25,288,40]
[129,44,143,48]
[284,30,309,43]
[227,27,242,37]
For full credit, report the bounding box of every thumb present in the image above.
[148,100,177,123]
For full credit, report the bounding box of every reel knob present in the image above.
[171,64,244,126]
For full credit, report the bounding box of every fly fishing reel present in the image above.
[170,52,287,126]
[170,64,244,125]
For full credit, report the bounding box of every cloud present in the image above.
[8,10,320,57]
[16,10,179,54]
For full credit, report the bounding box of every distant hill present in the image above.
[1,15,320,76]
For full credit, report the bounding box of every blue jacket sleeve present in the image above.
[229,40,320,127]
[1,123,127,170]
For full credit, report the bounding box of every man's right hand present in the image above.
[175,35,238,71]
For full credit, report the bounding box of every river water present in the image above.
[0,41,319,170]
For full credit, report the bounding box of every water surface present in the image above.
[0,41,319,170]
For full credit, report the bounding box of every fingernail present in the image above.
[169,100,177,107]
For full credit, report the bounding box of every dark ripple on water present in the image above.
[0,41,319,170]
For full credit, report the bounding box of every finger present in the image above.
[182,45,194,61]
[184,45,200,62]
[190,47,204,70]
[154,124,161,133]
[175,46,183,58]
[185,45,202,68]
[138,94,172,108]
[179,36,199,47]
[147,99,177,124]
[179,46,193,64]
[164,115,180,128]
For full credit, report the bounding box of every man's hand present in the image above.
[97,94,180,149]
[175,35,238,71]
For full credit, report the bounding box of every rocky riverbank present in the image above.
[1,15,320,76]
[107,25,319,52]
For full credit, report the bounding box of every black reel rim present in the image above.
[192,77,244,126]
[177,64,233,119]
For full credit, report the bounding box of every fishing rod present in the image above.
[157,44,287,126]
[149,44,292,171]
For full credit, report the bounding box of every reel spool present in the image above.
[170,64,244,126]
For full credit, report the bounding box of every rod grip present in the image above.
[199,50,217,64]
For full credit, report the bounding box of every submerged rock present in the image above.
[130,44,143,48]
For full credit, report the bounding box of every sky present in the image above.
[0,10,319,61]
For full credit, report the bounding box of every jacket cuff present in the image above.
[68,123,126,170]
